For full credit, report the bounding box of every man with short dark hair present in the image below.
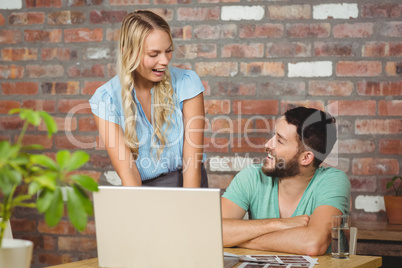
[222,107,350,256]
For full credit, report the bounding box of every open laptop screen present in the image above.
[93,186,224,268]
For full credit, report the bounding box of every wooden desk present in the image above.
[47,248,382,268]
[354,221,402,257]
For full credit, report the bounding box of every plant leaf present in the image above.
[66,187,87,232]
[36,189,55,213]
[21,144,44,151]
[66,151,90,172]
[8,108,21,115]
[21,109,41,126]
[33,172,57,191]
[73,184,94,215]
[44,188,64,227]
[71,175,98,192]
[28,181,42,195]
[56,150,71,170]
[30,155,58,171]
[39,111,58,137]
[0,141,11,161]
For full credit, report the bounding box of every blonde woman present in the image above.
[89,10,207,187]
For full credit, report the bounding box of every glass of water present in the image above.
[331,214,351,259]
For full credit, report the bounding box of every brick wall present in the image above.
[0,0,401,267]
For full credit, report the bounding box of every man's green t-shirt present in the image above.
[222,164,351,220]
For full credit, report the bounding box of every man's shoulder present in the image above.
[314,166,350,186]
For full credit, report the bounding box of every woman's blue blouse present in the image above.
[89,67,206,181]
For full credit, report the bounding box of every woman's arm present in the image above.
[93,114,142,186]
[182,93,205,188]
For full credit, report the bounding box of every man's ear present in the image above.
[300,151,315,166]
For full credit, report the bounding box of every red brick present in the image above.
[154,0,190,3]
[0,100,20,114]
[48,11,85,25]
[231,137,267,153]
[177,7,219,21]
[195,62,237,77]
[58,99,92,114]
[82,81,106,95]
[171,26,192,40]
[215,82,256,96]
[380,22,402,37]
[266,42,311,58]
[42,82,79,95]
[240,62,284,77]
[54,135,96,149]
[321,157,350,173]
[106,28,120,42]
[64,28,103,43]
[202,81,210,96]
[58,236,97,251]
[26,0,62,8]
[89,154,113,169]
[8,12,45,25]
[10,218,37,232]
[24,29,62,43]
[0,65,24,79]
[362,4,402,18]
[233,100,278,115]
[38,253,74,266]
[0,14,4,25]
[18,134,53,149]
[349,176,377,192]
[109,0,150,5]
[204,137,229,153]
[379,100,402,116]
[146,9,174,21]
[207,174,234,189]
[239,24,283,39]
[42,235,57,251]
[336,61,382,77]
[26,64,64,78]
[385,62,402,76]
[333,23,374,38]
[363,42,402,57]
[355,119,401,135]
[222,43,264,58]
[38,220,76,235]
[1,48,37,61]
[107,63,117,77]
[281,101,325,114]
[357,81,402,95]
[90,10,127,24]
[175,44,217,59]
[268,5,311,20]
[211,118,253,134]
[68,0,103,6]
[69,170,101,182]
[308,81,353,96]
[261,81,305,96]
[314,41,358,57]
[67,64,105,77]
[379,139,402,155]
[38,116,77,132]
[204,100,230,115]
[380,176,401,195]
[0,135,10,142]
[78,117,97,131]
[352,158,399,175]
[194,24,236,39]
[22,100,56,113]
[254,118,275,134]
[328,100,376,116]
[0,30,22,44]
[338,139,375,154]
[286,23,330,38]
[2,82,39,95]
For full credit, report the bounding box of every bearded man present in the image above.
[221,106,351,256]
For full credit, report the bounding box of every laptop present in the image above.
[93,186,238,268]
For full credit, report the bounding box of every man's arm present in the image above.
[222,197,310,247]
[238,205,342,256]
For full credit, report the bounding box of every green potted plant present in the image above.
[0,108,99,268]
[384,175,402,224]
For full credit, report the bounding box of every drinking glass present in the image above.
[331,214,351,259]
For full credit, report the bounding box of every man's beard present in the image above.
[262,152,301,178]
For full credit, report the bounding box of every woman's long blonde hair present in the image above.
[118,10,175,160]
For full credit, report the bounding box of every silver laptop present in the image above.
[93,186,235,268]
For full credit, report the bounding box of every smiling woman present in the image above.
[89,10,208,188]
